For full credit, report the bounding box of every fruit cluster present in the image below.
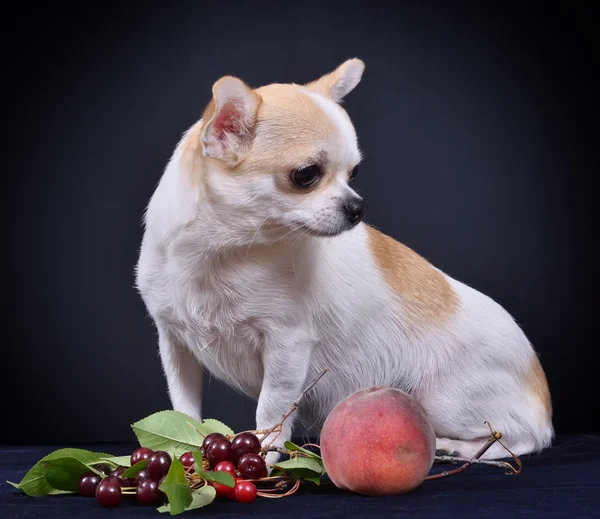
[79,448,171,508]
[80,431,268,508]
[201,431,268,502]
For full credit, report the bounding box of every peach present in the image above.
[320,386,436,496]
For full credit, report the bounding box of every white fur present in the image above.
[318,58,365,103]
[136,65,553,466]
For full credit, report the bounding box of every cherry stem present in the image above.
[184,422,207,445]
[425,422,522,480]
[244,475,289,483]
[260,368,329,447]
[300,443,321,451]
[263,429,282,450]
[237,428,272,436]
[266,447,289,456]
[256,479,301,499]
[434,455,520,473]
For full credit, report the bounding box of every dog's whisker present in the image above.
[269,223,294,234]
[245,216,271,258]
[222,193,260,220]
[290,226,311,282]
[274,224,302,244]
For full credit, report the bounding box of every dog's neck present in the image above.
[145,140,314,263]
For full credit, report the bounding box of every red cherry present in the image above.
[95,477,122,508]
[206,439,232,467]
[227,477,241,501]
[202,433,225,453]
[227,480,240,501]
[237,453,267,479]
[147,451,172,480]
[158,475,167,500]
[136,479,163,505]
[78,472,101,497]
[179,451,196,469]
[134,468,151,486]
[212,481,234,497]
[230,433,261,463]
[130,447,154,466]
[233,480,257,503]
[213,461,236,478]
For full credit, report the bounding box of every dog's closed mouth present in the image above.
[291,222,344,238]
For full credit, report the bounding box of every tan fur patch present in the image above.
[365,225,458,327]
[179,117,226,198]
[233,84,341,196]
[240,84,336,171]
[178,121,204,189]
[180,79,355,200]
[528,353,552,418]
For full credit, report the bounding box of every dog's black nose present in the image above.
[344,198,368,224]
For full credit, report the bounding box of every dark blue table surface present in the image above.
[2,435,599,518]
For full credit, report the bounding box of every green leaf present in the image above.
[10,448,113,497]
[122,459,147,478]
[42,457,93,493]
[199,419,234,437]
[100,455,131,467]
[199,469,235,487]
[158,458,192,515]
[48,489,74,495]
[131,411,208,456]
[283,442,326,476]
[273,467,322,485]
[273,456,322,472]
[271,456,324,485]
[158,485,216,514]
[7,479,72,495]
[191,452,235,488]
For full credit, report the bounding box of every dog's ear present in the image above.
[305,58,365,103]
[200,76,262,162]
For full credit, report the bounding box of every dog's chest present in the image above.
[165,251,297,397]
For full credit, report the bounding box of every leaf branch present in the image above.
[425,422,522,480]
[433,455,520,474]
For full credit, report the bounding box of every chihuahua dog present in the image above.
[136,59,553,465]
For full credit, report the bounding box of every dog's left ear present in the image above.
[305,58,365,103]
[200,76,262,162]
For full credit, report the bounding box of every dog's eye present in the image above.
[291,165,321,188]
[349,165,359,180]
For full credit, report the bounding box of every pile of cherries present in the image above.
[78,431,267,508]
[79,448,171,508]
[202,431,267,502]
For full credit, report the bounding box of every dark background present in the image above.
[2,1,597,445]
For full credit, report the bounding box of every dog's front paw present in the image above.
[265,450,283,473]
[435,448,460,457]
